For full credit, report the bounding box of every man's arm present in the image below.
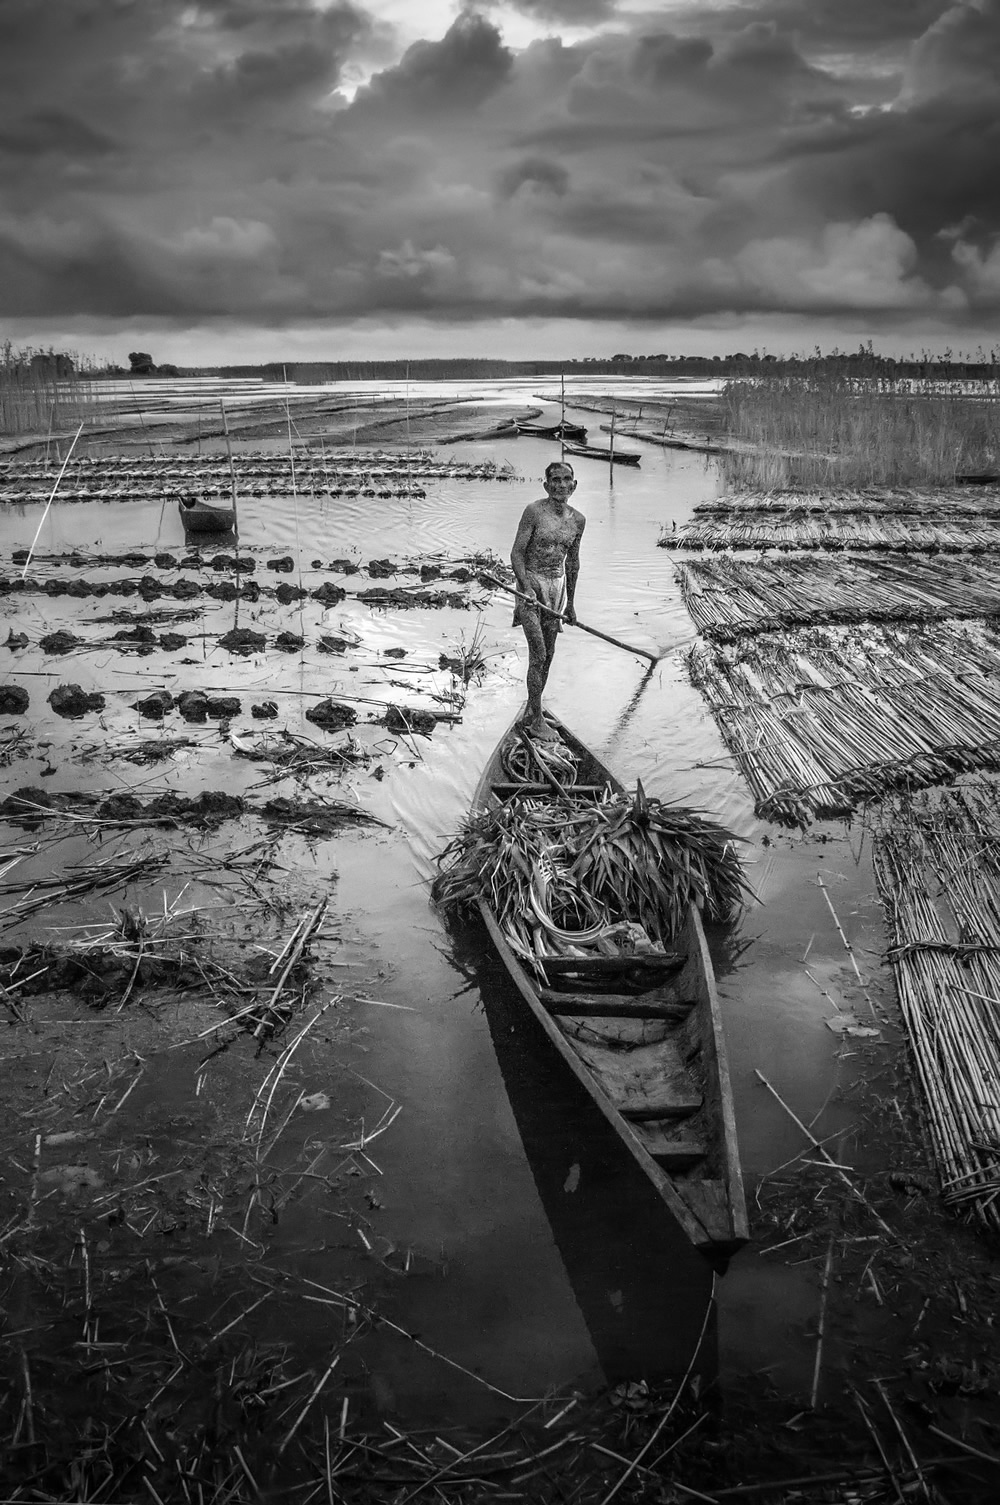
[510,505,537,594]
[563,516,585,625]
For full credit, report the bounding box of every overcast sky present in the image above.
[3,0,1000,364]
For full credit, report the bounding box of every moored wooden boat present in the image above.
[178,496,237,533]
[563,442,641,466]
[514,420,588,442]
[471,712,748,1264]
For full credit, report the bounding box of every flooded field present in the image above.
[1,380,996,1501]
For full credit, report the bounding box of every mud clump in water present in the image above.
[154,553,179,569]
[49,683,105,718]
[275,633,304,652]
[1,786,55,823]
[206,580,238,602]
[383,647,407,659]
[329,558,360,574]
[268,556,295,572]
[173,579,201,600]
[306,700,358,733]
[219,628,265,654]
[312,583,346,607]
[98,793,144,821]
[5,631,28,651]
[318,636,350,654]
[207,695,241,718]
[177,690,209,723]
[420,564,442,581]
[134,690,174,719]
[367,558,396,578]
[275,583,308,605]
[0,685,29,713]
[252,701,279,719]
[160,632,188,650]
[40,630,80,655]
[385,705,436,736]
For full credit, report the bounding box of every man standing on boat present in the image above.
[510,459,585,740]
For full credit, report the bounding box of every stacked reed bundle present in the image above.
[873,783,1000,1232]
[660,513,1000,553]
[690,621,1000,825]
[694,486,1000,519]
[678,555,1000,642]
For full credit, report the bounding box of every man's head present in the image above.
[543,460,576,501]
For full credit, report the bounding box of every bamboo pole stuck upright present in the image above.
[21,421,85,579]
[609,402,616,483]
[560,372,566,459]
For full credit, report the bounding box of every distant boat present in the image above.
[178,496,237,533]
[514,420,588,443]
[563,443,641,467]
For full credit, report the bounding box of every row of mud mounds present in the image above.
[0,682,450,731]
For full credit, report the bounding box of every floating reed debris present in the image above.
[660,512,1000,553]
[688,621,1000,825]
[677,555,1000,642]
[873,781,1000,1234]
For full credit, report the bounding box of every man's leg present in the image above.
[520,608,557,737]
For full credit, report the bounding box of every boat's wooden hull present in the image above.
[178,501,237,533]
[472,712,748,1264]
[563,443,641,466]
[514,421,588,442]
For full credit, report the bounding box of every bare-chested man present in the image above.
[510,459,586,739]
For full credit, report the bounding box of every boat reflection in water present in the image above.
[449,926,718,1389]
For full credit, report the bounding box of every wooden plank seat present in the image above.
[630,1125,707,1170]
[540,989,693,1021]
[572,1037,704,1122]
[539,953,684,993]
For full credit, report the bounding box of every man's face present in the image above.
[544,466,576,502]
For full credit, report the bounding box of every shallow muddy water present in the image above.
[0,392,896,1428]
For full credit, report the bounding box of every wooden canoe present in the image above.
[563,442,641,466]
[472,711,748,1264]
[514,420,588,442]
[178,497,237,533]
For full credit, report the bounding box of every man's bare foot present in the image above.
[522,716,559,742]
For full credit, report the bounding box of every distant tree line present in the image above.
[203,346,1000,383]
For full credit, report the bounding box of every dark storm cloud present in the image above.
[489,0,620,21]
[0,110,115,159]
[353,12,514,115]
[2,0,1000,337]
[496,155,570,197]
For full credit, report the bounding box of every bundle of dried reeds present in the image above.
[689,621,1000,825]
[661,513,1000,553]
[677,555,1000,642]
[873,783,1000,1232]
[694,486,1000,519]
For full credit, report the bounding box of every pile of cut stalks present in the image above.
[433,785,746,971]
[873,781,1000,1233]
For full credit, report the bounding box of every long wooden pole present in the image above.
[609,402,616,483]
[482,572,659,665]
